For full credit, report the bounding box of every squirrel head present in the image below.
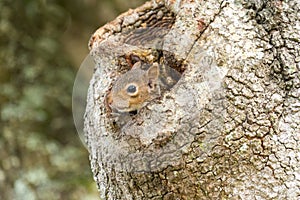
[108,62,160,113]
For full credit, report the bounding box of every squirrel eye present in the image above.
[126,84,138,96]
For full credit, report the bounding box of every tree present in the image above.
[84,0,300,199]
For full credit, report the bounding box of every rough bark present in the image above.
[84,0,300,199]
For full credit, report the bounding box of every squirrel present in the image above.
[107,61,181,113]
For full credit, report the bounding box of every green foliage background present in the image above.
[0,0,145,199]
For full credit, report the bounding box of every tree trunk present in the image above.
[84,0,300,199]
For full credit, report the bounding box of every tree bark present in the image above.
[84,0,300,199]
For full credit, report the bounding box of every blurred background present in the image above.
[0,0,146,199]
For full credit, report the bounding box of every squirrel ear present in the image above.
[131,61,142,70]
[147,63,159,81]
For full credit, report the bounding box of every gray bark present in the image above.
[84,0,300,199]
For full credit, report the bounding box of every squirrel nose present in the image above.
[111,96,130,112]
